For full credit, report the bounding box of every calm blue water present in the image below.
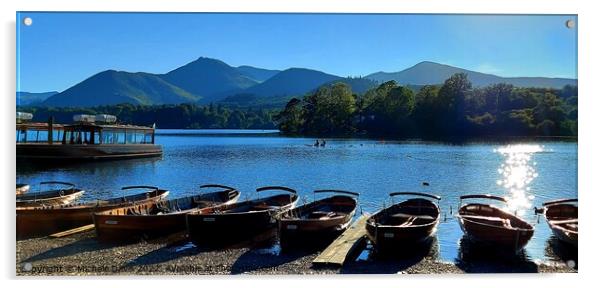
[16,130,577,263]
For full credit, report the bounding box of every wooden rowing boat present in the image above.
[16,184,30,195]
[16,181,84,207]
[457,194,534,252]
[537,198,577,247]
[186,186,298,246]
[16,186,169,239]
[366,192,441,251]
[93,184,241,242]
[278,189,359,248]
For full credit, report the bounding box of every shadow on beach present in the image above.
[454,236,539,273]
[337,237,438,274]
[544,236,578,269]
[22,234,120,263]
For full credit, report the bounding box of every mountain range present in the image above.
[20,57,577,108]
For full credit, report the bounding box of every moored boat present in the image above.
[17,186,169,239]
[186,186,298,246]
[16,181,84,207]
[457,194,534,252]
[278,189,359,248]
[16,114,162,161]
[366,192,441,251]
[93,184,241,242]
[537,198,577,247]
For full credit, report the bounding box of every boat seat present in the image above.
[252,204,280,211]
[390,213,435,221]
[549,219,578,225]
[308,211,337,219]
[462,215,512,228]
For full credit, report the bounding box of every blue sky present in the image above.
[16,13,577,93]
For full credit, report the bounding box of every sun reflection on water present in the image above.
[494,144,543,216]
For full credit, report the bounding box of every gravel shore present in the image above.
[16,231,576,276]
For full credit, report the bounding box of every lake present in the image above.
[16,129,578,264]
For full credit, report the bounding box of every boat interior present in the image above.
[546,203,578,232]
[372,198,439,227]
[203,193,298,214]
[16,188,81,201]
[18,188,168,210]
[459,203,532,230]
[282,195,356,221]
[102,189,239,216]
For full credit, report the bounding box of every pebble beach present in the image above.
[16,231,576,276]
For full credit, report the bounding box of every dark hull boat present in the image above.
[539,199,578,247]
[16,181,84,207]
[457,194,534,252]
[17,186,168,239]
[187,186,298,246]
[278,189,359,248]
[93,184,241,242]
[366,192,441,252]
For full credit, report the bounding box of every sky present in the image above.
[16,13,577,93]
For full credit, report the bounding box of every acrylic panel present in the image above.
[15,12,578,275]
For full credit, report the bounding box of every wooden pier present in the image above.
[312,214,368,267]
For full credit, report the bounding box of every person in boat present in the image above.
[314,139,320,147]
[320,139,326,147]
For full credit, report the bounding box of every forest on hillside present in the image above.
[18,73,578,139]
[18,104,278,130]
[274,73,578,138]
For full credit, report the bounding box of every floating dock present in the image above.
[312,214,368,267]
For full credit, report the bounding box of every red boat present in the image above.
[93,184,240,242]
[278,189,359,248]
[457,194,534,252]
[17,186,168,239]
[537,198,578,247]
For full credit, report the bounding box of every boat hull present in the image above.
[16,189,84,207]
[279,216,353,247]
[17,143,162,161]
[187,210,282,246]
[544,202,578,247]
[187,198,296,246]
[457,204,534,251]
[366,221,438,250]
[16,190,168,239]
[365,198,440,252]
[93,190,241,242]
[95,211,188,242]
[278,195,357,248]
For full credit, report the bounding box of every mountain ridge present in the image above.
[35,58,577,108]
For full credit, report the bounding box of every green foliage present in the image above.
[18,103,277,130]
[276,73,578,139]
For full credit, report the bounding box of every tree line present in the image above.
[274,73,578,139]
[18,103,278,129]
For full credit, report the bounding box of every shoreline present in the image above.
[16,231,576,276]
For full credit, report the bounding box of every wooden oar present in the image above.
[49,224,95,238]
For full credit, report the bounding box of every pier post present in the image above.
[48,116,54,144]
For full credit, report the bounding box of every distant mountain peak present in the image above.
[366,61,576,88]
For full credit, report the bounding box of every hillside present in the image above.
[366,61,576,89]
[43,70,200,107]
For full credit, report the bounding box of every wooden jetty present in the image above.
[312,214,368,267]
